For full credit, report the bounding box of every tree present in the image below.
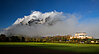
[66,35,71,40]
[0,34,6,42]
[10,36,20,42]
[21,37,25,42]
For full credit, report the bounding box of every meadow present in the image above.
[0,42,99,54]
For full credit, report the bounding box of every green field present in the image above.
[0,42,99,54]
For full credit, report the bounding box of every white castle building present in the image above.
[70,32,93,39]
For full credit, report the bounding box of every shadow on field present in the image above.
[0,45,77,54]
[0,45,98,54]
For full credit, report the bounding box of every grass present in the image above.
[0,42,99,53]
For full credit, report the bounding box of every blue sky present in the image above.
[0,0,99,28]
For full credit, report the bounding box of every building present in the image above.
[70,32,93,39]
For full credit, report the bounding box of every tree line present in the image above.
[0,34,25,42]
[0,34,99,44]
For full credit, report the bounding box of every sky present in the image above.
[0,0,99,28]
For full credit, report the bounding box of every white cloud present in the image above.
[2,11,99,38]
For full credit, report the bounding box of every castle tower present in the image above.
[75,32,87,37]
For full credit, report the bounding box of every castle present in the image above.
[70,32,93,39]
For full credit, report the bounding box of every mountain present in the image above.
[13,11,62,26]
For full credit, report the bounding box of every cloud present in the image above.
[2,11,99,38]
[77,18,99,38]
